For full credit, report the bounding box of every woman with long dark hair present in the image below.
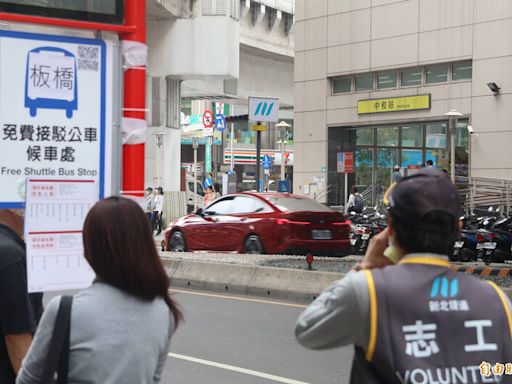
[17,197,182,383]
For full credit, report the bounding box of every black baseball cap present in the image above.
[385,170,461,226]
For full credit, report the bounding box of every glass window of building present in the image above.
[401,149,423,168]
[356,127,374,145]
[426,123,447,148]
[426,64,448,84]
[332,77,351,94]
[425,149,449,170]
[355,73,374,91]
[377,126,399,147]
[401,125,423,147]
[452,61,472,81]
[400,67,422,87]
[377,71,397,89]
[456,122,469,147]
[376,148,398,189]
[355,148,374,190]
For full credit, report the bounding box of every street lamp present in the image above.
[444,109,464,184]
[275,121,291,182]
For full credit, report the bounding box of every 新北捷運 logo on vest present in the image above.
[428,277,470,312]
[254,102,274,117]
[430,276,458,298]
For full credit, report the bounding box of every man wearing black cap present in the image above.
[295,170,512,383]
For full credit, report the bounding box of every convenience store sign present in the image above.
[358,94,430,114]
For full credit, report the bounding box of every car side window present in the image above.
[230,196,271,214]
[206,197,234,215]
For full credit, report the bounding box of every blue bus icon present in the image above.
[25,46,78,118]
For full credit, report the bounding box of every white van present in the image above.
[185,174,204,212]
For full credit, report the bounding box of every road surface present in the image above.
[161,289,353,384]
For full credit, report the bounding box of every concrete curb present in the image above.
[162,258,512,303]
[163,258,343,303]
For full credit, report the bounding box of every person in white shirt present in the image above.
[346,186,364,213]
[144,187,155,225]
[152,187,164,235]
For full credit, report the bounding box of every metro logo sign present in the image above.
[253,101,275,117]
[249,96,279,122]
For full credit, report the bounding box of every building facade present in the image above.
[294,0,512,206]
[145,0,295,193]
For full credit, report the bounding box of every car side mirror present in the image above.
[195,208,204,216]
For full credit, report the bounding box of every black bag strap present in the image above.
[42,295,73,384]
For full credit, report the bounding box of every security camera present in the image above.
[467,126,474,134]
[487,82,501,96]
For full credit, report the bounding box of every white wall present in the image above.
[147,16,239,79]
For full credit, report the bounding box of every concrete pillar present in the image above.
[162,78,182,192]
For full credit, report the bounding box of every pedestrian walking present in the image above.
[145,187,155,225]
[0,209,43,384]
[16,197,182,384]
[204,185,215,208]
[295,170,512,383]
[392,165,402,183]
[152,187,164,235]
[346,186,364,213]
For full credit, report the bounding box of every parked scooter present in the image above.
[349,208,387,255]
[452,214,496,263]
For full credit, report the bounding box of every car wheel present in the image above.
[243,235,264,254]
[169,231,187,252]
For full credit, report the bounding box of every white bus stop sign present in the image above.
[0,30,112,208]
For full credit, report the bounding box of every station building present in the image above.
[294,0,512,206]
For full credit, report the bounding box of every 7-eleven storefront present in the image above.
[224,148,294,192]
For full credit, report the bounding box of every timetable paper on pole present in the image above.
[24,179,97,292]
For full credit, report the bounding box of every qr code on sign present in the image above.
[78,46,99,71]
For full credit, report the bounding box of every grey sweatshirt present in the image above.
[16,281,174,384]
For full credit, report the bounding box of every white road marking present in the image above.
[169,288,308,309]
[168,352,311,384]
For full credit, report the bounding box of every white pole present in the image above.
[280,138,285,181]
[157,142,161,186]
[193,139,198,212]
[344,173,348,210]
[450,117,456,184]
[230,122,235,173]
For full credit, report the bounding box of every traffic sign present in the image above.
[214,113,226,132]
[262,154,272,170]
[278,180,290,193]
[345,152,354,173]
[202,110,214,128]
[337,152,354,174]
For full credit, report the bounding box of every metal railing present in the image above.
[361,182,382,206]
[313,185,332,202]
[459,176,512,216]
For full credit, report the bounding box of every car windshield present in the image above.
[265,196,333,212]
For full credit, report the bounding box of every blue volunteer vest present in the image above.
[350,257,512,384]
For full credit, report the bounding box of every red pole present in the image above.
[121,0,146,196]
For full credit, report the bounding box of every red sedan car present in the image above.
[164,192,351,256]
